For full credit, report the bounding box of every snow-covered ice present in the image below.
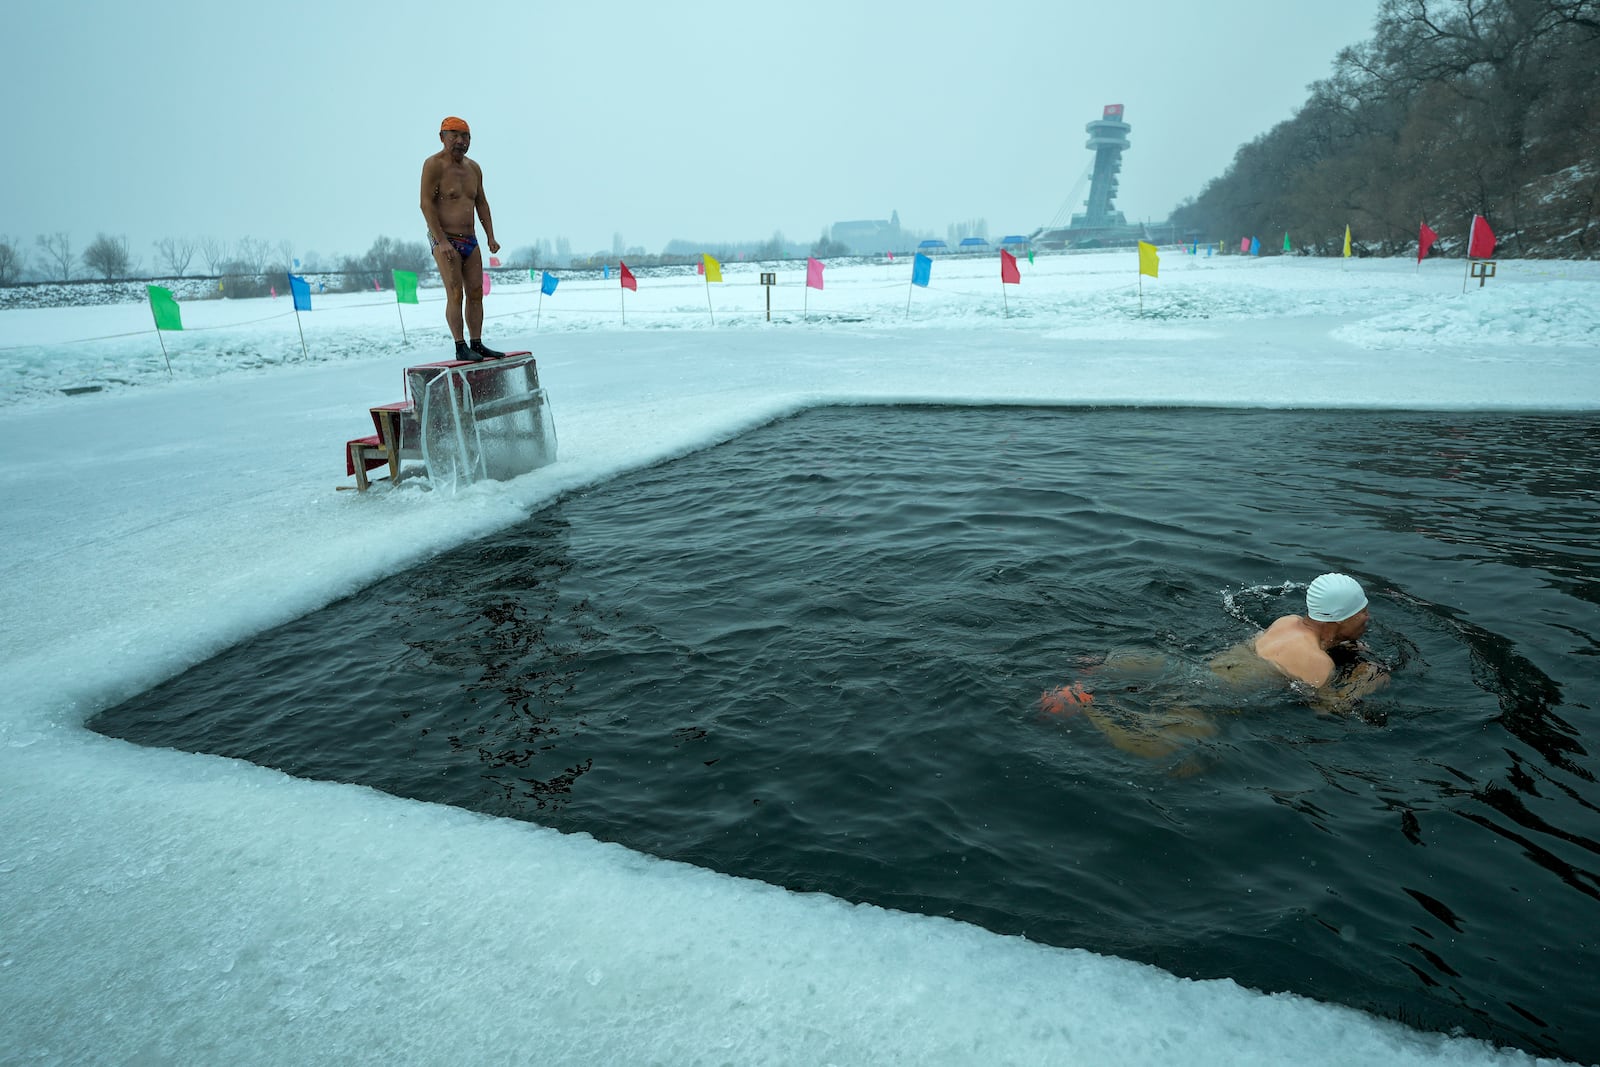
[2,252,1596,1065]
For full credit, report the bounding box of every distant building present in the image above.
[1076,103,1131,230]
[831,211,904,254]
[1034,105,1155,249]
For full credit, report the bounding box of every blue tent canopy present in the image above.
[917,239,948,249]
[999,235,1030,244]
[958,237,989,247]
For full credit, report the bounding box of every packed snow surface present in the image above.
[2,253,1596,1065]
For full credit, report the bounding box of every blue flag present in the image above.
[604,264,610,280]
[1250,236,1261,256]
[288,273,311,311]
[540,271,559,296]
[912,253,932,288]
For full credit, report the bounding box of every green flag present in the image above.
[147,285,182,331]
[393,269,419,305]
[1283,232,1291,252]
[1027,249,1035,265]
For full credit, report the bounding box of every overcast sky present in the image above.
[11,0,1382,266]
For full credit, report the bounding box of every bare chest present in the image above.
[432,161,479,202]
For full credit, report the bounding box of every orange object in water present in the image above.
[1039,681,1094,715]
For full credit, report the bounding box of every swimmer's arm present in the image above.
[1310,661,1390,715]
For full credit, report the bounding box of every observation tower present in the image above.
[1032,104,1154,249]
[1074,104,1130,229]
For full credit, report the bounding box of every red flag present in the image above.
[696,259,704,276]
[1418,221,1438,264]
[619,262,637,291]
[1000,249,1020,285]
[1467,215,1496,260]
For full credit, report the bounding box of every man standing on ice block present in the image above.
[420,116,504,361]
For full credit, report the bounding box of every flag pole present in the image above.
[1138,271,1143,315]
[1002,280,1009,319]
[395,299,408,344]
[149,312,172,376]
[705,276,715,326]
[537,290,543,331]
[293,307,308,361]
[905,277,913,318]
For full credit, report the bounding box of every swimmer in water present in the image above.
[1041,573,1390,768]
[1210,572,1389,705]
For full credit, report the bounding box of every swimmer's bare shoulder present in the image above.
[1209,628,1389,707]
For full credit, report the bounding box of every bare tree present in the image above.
[153,236,196,277]
[35,232,73,281]
[198,236,230,274]
[235,236,271,274]
[275,239,297,272]
[81,233,133,279]
[0,235,22,285]
[1171,0,1600,257]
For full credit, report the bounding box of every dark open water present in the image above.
[93,406,1600,1062]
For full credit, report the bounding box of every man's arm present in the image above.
[473,162,500,254]
[1311,661,1390,715]
[420,157,450,248]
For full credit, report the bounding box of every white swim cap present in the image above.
[1306,573,1368,622]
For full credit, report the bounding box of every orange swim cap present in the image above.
[440,116,470,133]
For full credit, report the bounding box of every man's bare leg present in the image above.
[1080,702,1218,761]
[459,249,502,358]
[462,248,484,340]
[432,246,466,344]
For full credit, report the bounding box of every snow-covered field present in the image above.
[2,252,1597,1065]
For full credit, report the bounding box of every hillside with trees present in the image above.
[1171,0,1600,257]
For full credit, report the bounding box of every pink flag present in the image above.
[887,251,894,261]
[1467,214,1496,259]
[270,286,277,299]
[1240,237,1250,253]
[619,262,637,291]
[489,255,501,267]
[697,259,704,276]
[1000,249,1020,285]
[806,257,824,290]
[1418,221,1438,264]
[483,273,492,296]
[374,279,381,291]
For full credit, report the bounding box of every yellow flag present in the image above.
[1343,225,1352,258]
[1137,240,1159,278]
[702,253,722,283]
